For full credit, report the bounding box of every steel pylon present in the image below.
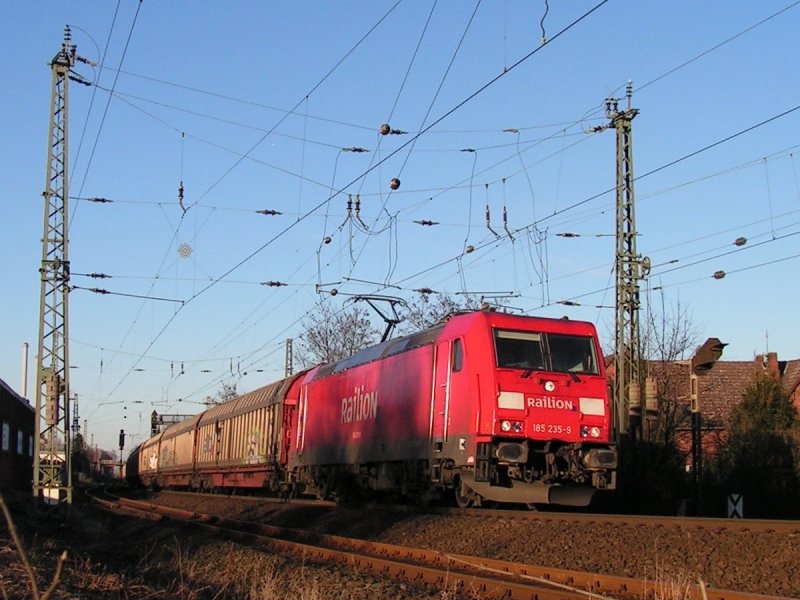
[32,26,80,509]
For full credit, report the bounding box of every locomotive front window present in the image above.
[494,330,545,370]
[494,330,599,375]
[547,333,599,375]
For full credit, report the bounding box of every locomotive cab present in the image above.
[432,312,617,507]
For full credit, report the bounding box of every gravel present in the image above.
[148,492,800,598]
[4,490,796,599]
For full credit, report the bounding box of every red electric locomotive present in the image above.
[129,309,617,507]
[290,309,616,506]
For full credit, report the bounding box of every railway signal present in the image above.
[689,337,726,513]
[691,337,727,375]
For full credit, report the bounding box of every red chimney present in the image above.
[755,353,781,380]
[766,352,780,380]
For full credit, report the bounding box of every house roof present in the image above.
[695,361,762,428]
[649,355,799,429]
[783,359,800,398]
[622,354,798,431]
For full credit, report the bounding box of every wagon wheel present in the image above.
[454,479,475,509]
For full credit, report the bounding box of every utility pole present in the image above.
[285,338,293,377]
[595,83,650,441]
[150,410,194,436]
[71,393,80,442]
[32,26,90,509]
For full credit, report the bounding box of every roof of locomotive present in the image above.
[307,309,599,381]
[310,320,445,381]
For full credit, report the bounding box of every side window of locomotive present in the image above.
[494,330,544,370]
[547,333,599,374]
[451,338,463,372]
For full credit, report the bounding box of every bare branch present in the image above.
[297,302,381,366]
[0,494,41,599]
[40,550,68,600]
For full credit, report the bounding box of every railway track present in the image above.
[140,489,800,534]
[90,489,795,600]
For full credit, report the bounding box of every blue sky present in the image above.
[2,1,799,453]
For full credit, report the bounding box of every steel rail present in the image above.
[150,489,800,534]
[94,490,794,600]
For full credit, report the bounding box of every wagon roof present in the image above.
[198,373,304,424]
[161,413,202,439]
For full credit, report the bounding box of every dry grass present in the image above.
[4,491,720,600]
[642,563,713,600]
[0,493,68,600]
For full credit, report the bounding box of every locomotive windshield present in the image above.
[494,329,599,375]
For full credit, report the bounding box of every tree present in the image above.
[712,372,800,517]
[729,373,796,434]
[612,295,702,513]
[642,295,701,363]
[297,301,381,367]
[397,292,482,334]
[71,432,91,480]
[215,382,238,403]
[640,296,703,446]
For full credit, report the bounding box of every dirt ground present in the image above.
[0,491,449,599]
[2,489,799,599]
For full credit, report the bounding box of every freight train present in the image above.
[126,309,617,507]
[0,377,35,493]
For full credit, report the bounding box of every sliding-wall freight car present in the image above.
[128,310,617,507]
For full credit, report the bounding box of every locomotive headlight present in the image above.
[580,425,602,439]
[500,420,524,433]
[543,380,556,392]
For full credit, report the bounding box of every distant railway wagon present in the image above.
[131,376,303,492]
[0,377,34,493]
[128,309,617,507]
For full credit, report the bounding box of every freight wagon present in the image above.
[128,309,617,507]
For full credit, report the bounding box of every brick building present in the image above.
[647,352,800,470]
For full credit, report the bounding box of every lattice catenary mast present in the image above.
[285,338,294,376]
[33,27,90,508]
[598,83,650,439]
